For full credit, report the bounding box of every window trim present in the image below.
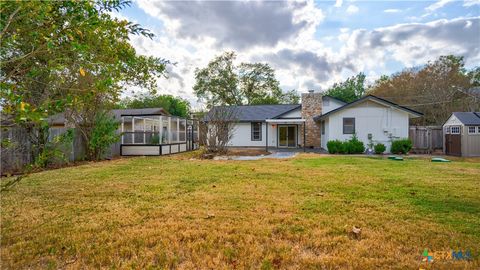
[321,120,325,135]
[468,126,476,134]
[343,117,355,135]
[450,126,461,134]
[251,122,262,141]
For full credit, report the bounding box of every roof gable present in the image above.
[313,95,423,121]
[323,95,347,105]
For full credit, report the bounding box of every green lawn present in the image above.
[1,153,479,269]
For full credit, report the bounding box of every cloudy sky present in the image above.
[117,0,480,109]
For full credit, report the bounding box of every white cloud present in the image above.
[334,0,343,8]
[341,17,480,70]
[137,0,324,50]
[425,0,455,12]
[125,1,479,109]
[464,0,480,6]
[346,5,359,14]
[384,9,401,13]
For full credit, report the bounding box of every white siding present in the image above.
[321,118,330,149]
[122,146,159,155]
[322,100,410,152]
[322,97,345,114]
[277,108,301,118]
[229,122,277,147]
[443,114,463,126]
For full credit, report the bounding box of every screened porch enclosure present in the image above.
[120,114,199,156]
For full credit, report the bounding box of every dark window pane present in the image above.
[343,118,355,134]
[251,122,262,141]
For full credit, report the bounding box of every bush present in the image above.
[34,129,74,168]
[327,140,343,154]
[374,143,386,154]
[327,135,365,154]
[345,134,365,154]
[391,138,412,154]
[89,112,120,160]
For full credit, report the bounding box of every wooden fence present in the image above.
[1,127,119,175]
[409,126,443,154]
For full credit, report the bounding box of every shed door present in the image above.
[445,134,461,156]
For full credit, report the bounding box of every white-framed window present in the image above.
[478,126,480,133]
[445,126,450,134]
[451,126,461,134]
[468,126,476,134]
[251,122,262,141]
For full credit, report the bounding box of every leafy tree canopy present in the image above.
[0,0,168,124]
[118,94,191,118]
[324,73,366,103]
[369,55,479,125]
[0,0,168,161]
[193,51,299,107]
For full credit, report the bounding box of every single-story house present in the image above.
[443,112,480,157]
[205,91,423,153]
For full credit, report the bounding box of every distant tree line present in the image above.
[117,94,191,118]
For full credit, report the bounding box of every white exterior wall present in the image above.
[321,118,330,149]
[322,100,410,152]
[277,108,301,118]
[443,114,463,126]
[228,122,278,147]
[322,97,345,114]
[122,146,159,155]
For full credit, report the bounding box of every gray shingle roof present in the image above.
[452,112,480,125]
[49,108,167,125]
[205,104,301,122]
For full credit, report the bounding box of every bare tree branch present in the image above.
[0,6,21,40]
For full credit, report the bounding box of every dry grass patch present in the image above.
[1,153,479,269]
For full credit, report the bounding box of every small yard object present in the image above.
[388,156,404,161]
[349,226,362,240]
[431,157,451,162]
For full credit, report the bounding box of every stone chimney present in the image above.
[301,91,322,148]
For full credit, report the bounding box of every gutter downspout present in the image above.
[266,122,268,152]
[303,122,306,152]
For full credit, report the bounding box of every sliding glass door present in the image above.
[278,125,297,148]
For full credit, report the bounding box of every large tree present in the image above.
[118,94,191,117]
[324,73,366,103]
[1,0,168,161]
[369,55,479,125]
[193,51,299,107]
